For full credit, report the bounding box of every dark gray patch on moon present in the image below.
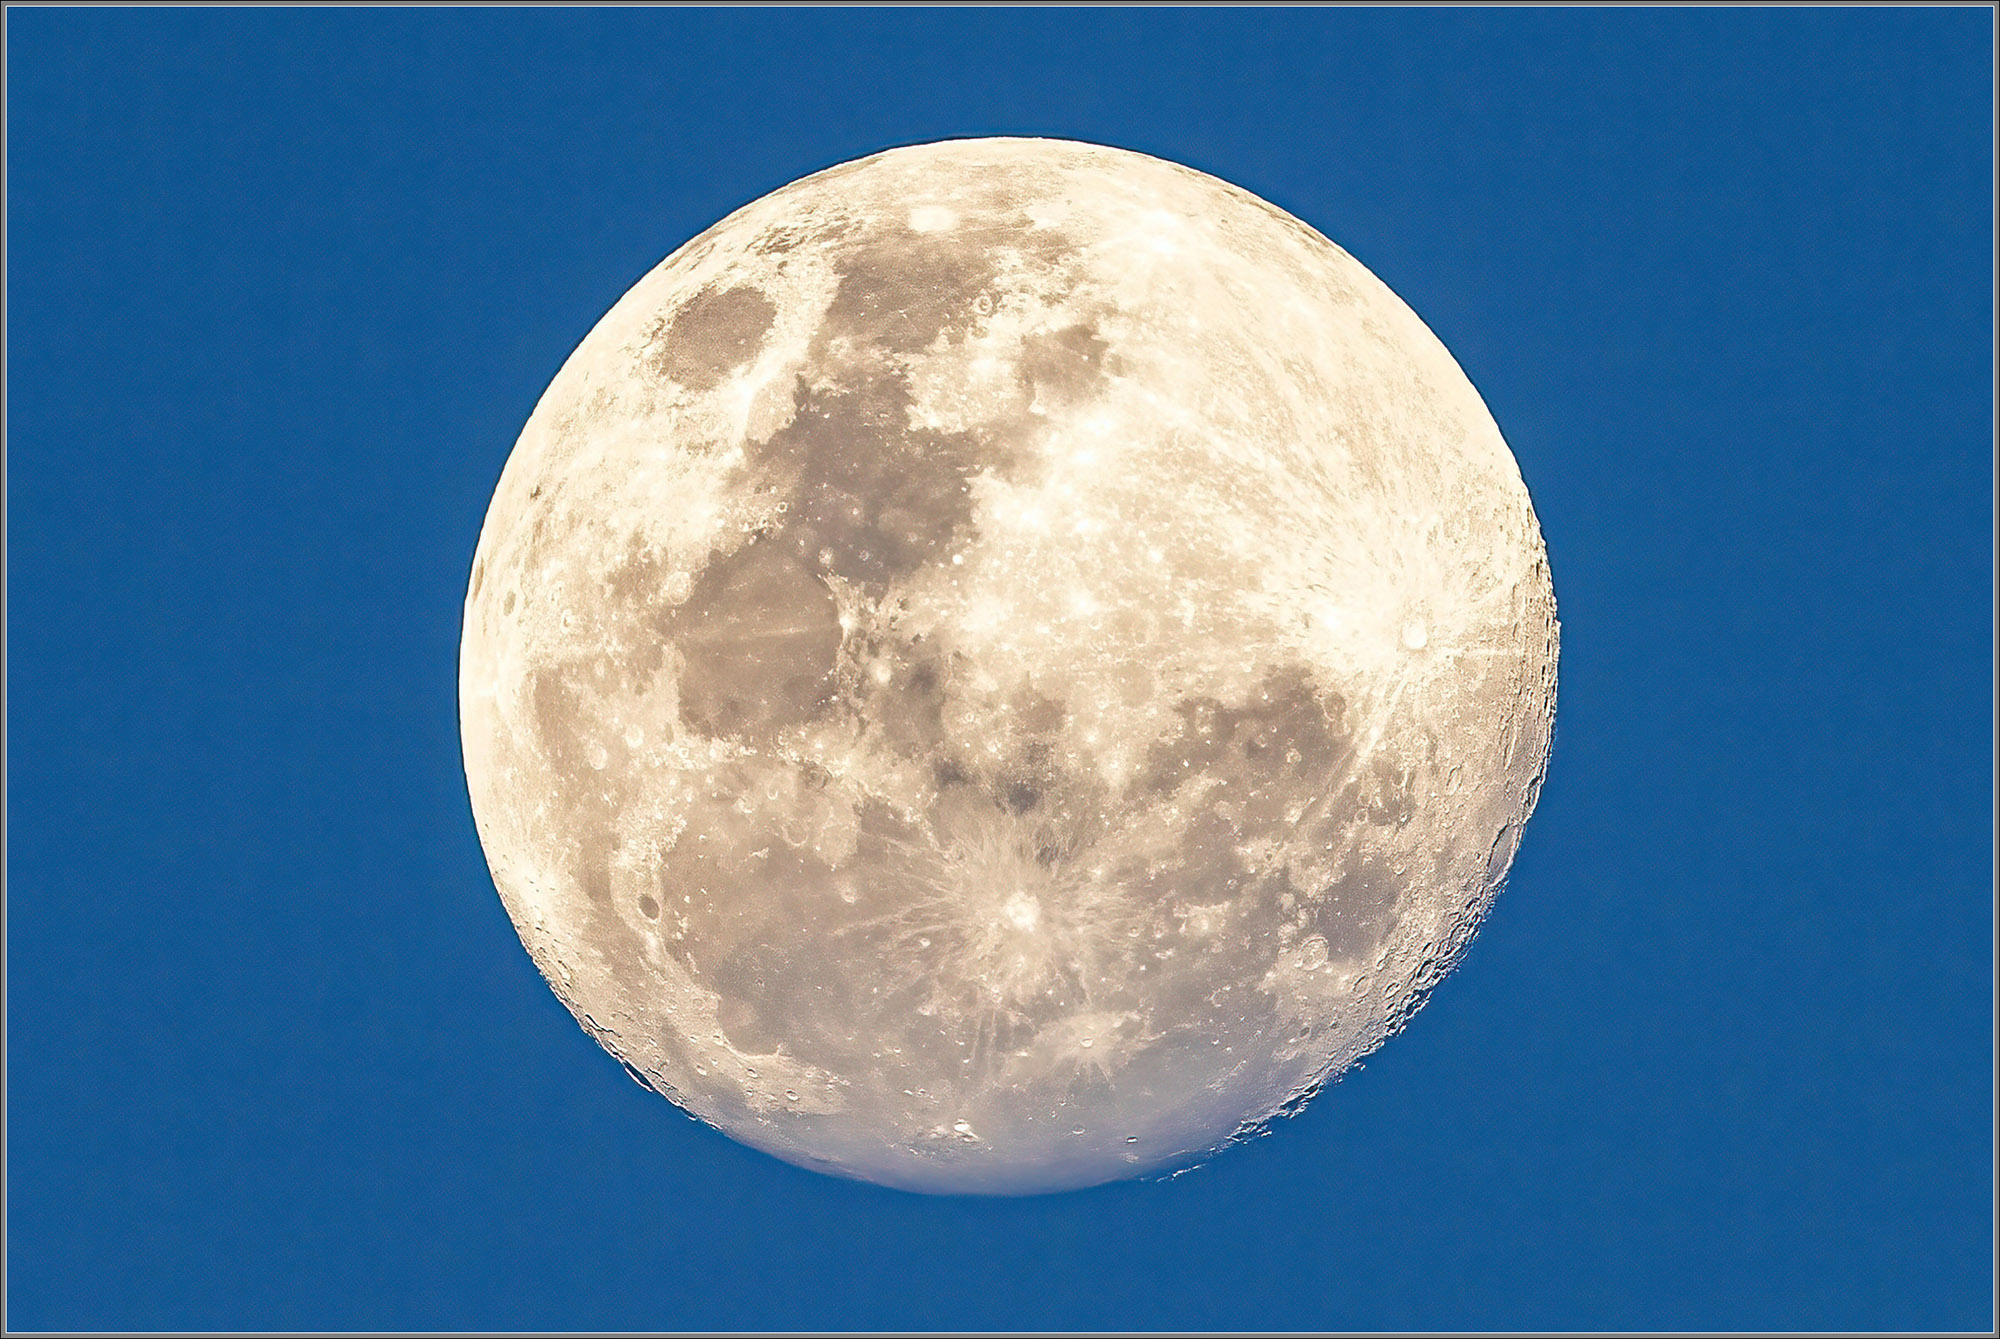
[666,538,842,743]
[752,375,1006,593]
[863,635,954,758]
[989,688,1068,817]
[576,850,613,908]
[1019,321,1114,407]
[658,791,972,1076]
[1141,665,1352,822]
[1317,856,1403,960]
[819,232,1005,354]
[652,284,777,392]
[706,219,1105,602]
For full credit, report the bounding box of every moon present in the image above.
[459,138,1556,1194]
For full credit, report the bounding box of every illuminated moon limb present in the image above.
[459,138,1557,1194]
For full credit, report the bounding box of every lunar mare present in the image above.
[460,138,1557,1194]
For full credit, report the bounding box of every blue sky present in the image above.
[8,8,1992,1332]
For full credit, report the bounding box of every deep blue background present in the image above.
[9,8,1992,1332]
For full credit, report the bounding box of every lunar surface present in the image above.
[460,138,1557,1194]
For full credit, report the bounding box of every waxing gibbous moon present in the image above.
[460,138,1556,1195]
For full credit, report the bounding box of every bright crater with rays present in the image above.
[460,138,1557,1194]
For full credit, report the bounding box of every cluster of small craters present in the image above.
[460,139,1556,1194]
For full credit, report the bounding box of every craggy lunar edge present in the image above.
[459,138,1557,1195]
